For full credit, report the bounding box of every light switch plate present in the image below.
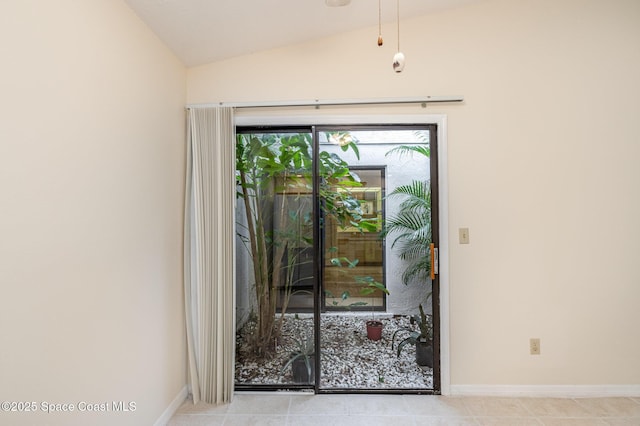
[459,228,470,244]
[530,338,541,355]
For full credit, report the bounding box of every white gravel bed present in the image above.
[235,313,433,389]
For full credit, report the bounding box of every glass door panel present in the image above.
[318,128,435,391]
[234,130,316,387]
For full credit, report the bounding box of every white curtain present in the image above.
[184,107,235,404]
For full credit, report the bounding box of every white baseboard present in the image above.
[449,384,640,398]
[154,385,189,426]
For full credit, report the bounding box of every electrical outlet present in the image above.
[459,228,470,244]
[530,338,541,355]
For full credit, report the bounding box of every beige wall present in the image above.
[0,1,187,424]
[188,0,640,388]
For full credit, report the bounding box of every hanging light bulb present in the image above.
[377,0,383,46]
[393,52,405,73]
[393,0,405,72]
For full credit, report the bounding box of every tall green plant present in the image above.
[383,145,432,285]
[236,132,371,355]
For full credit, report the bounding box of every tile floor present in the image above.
[168,393,640,425]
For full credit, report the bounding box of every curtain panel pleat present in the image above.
[184,107,235,405]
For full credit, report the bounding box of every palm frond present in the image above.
[401,257,430,285]
[388,180,430,200]
[383,177,432,286]
[395,242,428,261]
[385,144,430,159]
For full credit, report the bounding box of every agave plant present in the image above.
[280,330,315,383]
[391,303,433,356]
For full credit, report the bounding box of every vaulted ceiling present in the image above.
[124,0,483,66]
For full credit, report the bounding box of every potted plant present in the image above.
[281,332,315,383]
[366,317,384,341]
[327,257,390,341]
[391,304,433,367]
[353,275,388,340]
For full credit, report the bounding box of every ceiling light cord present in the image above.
[397,0,400,52]
[377,0,383,46]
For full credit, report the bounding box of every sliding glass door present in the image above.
[234,125,439,393]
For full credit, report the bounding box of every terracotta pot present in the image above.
[366,320,383,341]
